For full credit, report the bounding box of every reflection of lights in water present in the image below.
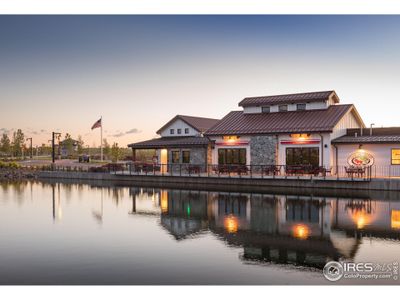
[392,210,400,229]
[292,224,310,239]
[224,215,238,233]
[160,190,168,213]
[187,204,191,217]
[350,211,371,229]
[57,206,63,220]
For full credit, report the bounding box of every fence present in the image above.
[60,163,373,181]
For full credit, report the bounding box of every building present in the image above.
[128,115,219,168]
[60,138,79,158]
[332,127,400,177]
[205,91,364,169]
[128,90,400,177]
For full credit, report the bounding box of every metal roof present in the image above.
[156,115,220,134]
[332,127,400,144]
[128,136,211,149]
[205,104,355,136]
[238,90,337,107]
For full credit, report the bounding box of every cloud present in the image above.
[0,128,10,135]
[108,128,141,138]
[125,128,141,134]
[110,132,125,138]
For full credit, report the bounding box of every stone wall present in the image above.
[190,147,207,165]
[249,135,278,165]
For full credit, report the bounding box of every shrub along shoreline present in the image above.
[0,162,37,180]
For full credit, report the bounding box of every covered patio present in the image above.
[128,136,212,174]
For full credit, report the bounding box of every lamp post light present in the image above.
[26,137,33,159]
[51,132,61,164]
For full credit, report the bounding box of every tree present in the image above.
[62,133,74,156]
[103,138,110,159]
[0,134,11,156]
[12,129,25,157]
[77,135,84,154]
[110,142,123,162]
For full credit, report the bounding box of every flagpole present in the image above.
[100,116,103,161]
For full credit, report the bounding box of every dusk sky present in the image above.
[1,15,400,147]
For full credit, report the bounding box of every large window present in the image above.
[182,151,190,163]
[286,147,319,167]
[171,151,180,163]
[392,149,400,165]
[218,148,246,165]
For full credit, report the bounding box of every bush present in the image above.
[0,161,20,169]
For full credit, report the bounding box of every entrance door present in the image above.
[286,147,319,167]
[160,149,168,173]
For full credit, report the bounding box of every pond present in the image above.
[0,180,399,285]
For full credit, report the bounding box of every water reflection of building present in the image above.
[208,194,348,268]
[332,198,400,239]
[129,188,400,269]
[160,190,209,240]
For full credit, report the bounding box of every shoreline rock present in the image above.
[0,168,38,180]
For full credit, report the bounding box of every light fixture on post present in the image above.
[51,132,61,164]
[370,123,375,136]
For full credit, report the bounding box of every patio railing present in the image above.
[83,163,373,181]
[38,162,391,181]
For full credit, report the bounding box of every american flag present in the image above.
[91,118,102,130]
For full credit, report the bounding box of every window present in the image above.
[184,128,189,134]
[171,151,180,163]
[182,151,190,163]
[261,106,270,113]
[177,129,182,134]
[297,103,306,111]
[218,148,246,165]
[286,147,319,167]
[170,129,174,134]
[392,149,400,165]
[279,105,288,112]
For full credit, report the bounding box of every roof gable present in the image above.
[205,104,354,136]
[156,115,219,134]
[238,90,338,107]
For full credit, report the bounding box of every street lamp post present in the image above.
[370,123,375,136]
[52,132,61,164]
[26,137,33,159]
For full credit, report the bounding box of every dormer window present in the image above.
[177,129,182,134]
[297,103,306,111]
[261,106,270,113]
[170,129,174,134]
[279,105,288,112]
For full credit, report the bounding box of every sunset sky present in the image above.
[1,15,400,147]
